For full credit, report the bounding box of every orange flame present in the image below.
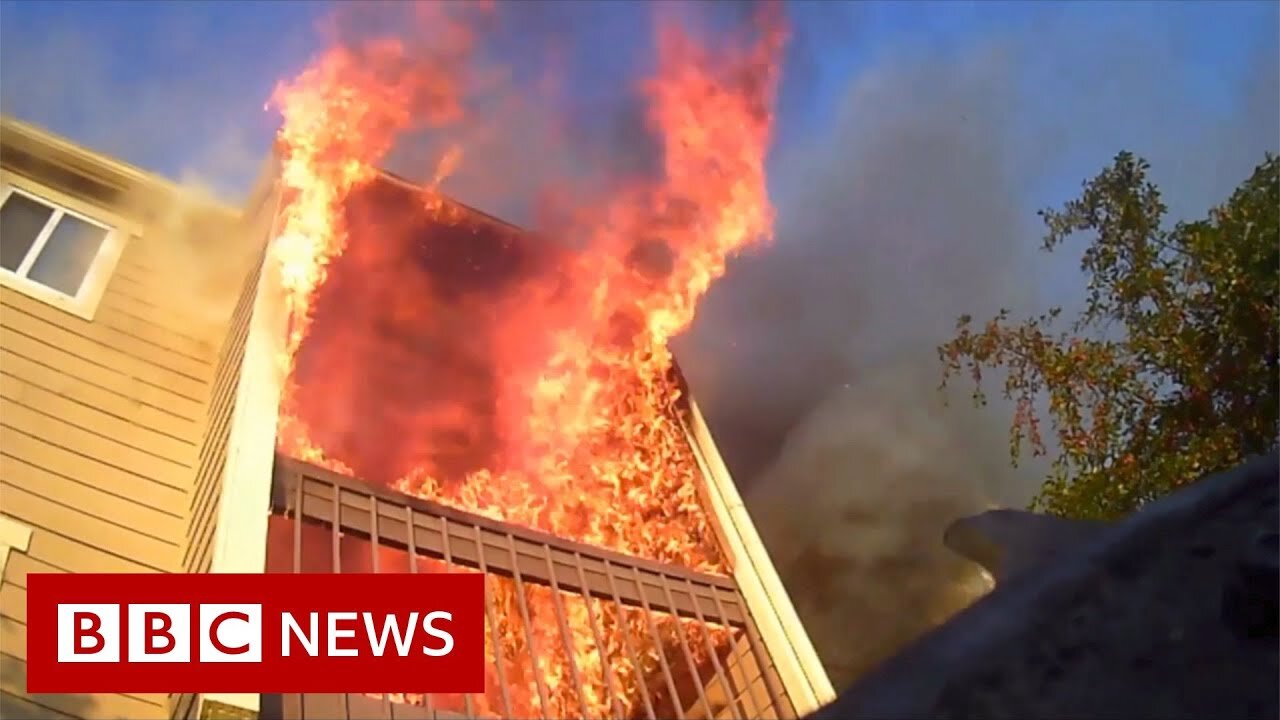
[268,4,786,717]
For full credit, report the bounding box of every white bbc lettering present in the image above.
[327,612,359,657]
[199,604,262,663]
[281,610,455,659]
[127,604,191,663]
[57,604,120,663]
[421,611,454,657]
[281,612,319,657]
[363,612,418,657]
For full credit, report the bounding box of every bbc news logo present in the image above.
[57,604,457,663]
[58,602,264,663]
[27,573,484,693]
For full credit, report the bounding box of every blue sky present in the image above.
[2,0,1274,212]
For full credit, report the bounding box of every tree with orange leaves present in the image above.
[939,152,1278,520]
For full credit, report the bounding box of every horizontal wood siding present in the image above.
[0,233,220,564]
[184,250,264,574]
[0,553,171,719]
[0,145,245,720]
[171,177,276,720]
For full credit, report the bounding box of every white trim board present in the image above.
[202,182,285,717]
[684,396,837,715]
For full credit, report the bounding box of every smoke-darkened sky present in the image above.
[3,0,1276,690]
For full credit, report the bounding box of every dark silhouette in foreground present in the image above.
[808,452,1279,720]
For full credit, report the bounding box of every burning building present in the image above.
[199,150,835,718]
[236,7,833,717]
[0,4,835,718]
[0,115,832,719]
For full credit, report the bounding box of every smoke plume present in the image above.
[677,5,1279,689]
[677,42,1035,686]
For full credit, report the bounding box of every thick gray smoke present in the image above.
[677,11,1279,689]
[676,43,1037,686]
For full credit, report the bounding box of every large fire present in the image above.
[267,3,785,717]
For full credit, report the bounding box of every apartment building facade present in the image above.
[0,115,256,718]
[0,117,834,720]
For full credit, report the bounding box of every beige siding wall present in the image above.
[183,248,266,576]
[0,132,248,719]
[172,173,276,720]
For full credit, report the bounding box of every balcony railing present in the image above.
[260,454,796,720]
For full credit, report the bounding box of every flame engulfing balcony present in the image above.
[262,456,798,720]
[201,164,833,719]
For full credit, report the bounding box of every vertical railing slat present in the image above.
[273,461,797,720]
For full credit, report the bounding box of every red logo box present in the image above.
[26,573,485,694]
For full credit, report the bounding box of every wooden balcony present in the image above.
[259,454,796,720]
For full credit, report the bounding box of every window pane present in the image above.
[27,215,109,297]
[0,192,54,271]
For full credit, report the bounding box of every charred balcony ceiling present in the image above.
[290,172,561,485]
[287,171,696,494]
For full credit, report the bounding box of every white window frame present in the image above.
[0,179,127,321]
